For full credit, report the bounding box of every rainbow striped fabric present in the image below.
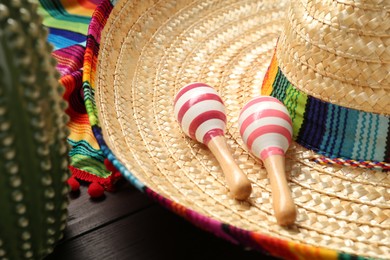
[38,0,119,193]
[262,54,390,170]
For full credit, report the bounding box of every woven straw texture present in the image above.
[277,0,390,115]
[95,0,390,258]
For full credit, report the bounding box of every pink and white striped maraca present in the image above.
[239,96,297,225]
[174,83,252,200]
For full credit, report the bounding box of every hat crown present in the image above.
[276,0,390,115]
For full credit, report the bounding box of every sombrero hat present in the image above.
[91,0,390,259]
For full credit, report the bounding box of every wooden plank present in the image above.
[46,204,277,260]
[63,181,153,240]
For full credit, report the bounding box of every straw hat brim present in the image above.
[94,0,390,259]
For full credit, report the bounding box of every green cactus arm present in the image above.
[0,1,70,259]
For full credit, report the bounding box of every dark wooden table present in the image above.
[45,180,278,260]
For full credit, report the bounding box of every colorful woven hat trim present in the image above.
[262,53,390,171]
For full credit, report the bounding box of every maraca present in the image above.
[239,96,297,225]
[174,83,252,200]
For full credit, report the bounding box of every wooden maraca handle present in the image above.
[263,155,297,226]
[207,135,252,200]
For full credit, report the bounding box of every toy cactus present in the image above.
[0,0,70,259]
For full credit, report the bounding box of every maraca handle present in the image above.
[264,155,297,226]
[207,135,252,200]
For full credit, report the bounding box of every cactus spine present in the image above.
[0,0,70,259]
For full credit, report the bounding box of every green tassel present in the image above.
[0,0,70,259]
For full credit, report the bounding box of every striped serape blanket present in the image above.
[38,0,120,197]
